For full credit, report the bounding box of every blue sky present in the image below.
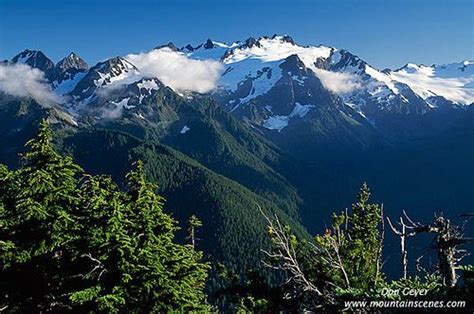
[0,0,472,69]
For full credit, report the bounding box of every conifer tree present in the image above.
[261,183,384,309]
[70,161,210,312]
[347,182,382,288]
[124,161,210,312]
[69,174,134,311]
[0,119,82,311]
[1,122,211,312]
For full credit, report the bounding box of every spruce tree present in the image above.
[347,182,382,288]
[123,161,210,312]
[1,122,211,312]
[0,119,82,311]
[69,174,132,311]
[70,161,210,312]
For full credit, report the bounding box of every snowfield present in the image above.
[390,62,474,105]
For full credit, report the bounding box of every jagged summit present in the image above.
[243,37,259,48]
[183,44,195,52]
[68,56,141,100]
[6,35,473,131]
[181,38,229,53]
[155,42,179,51]
[389,60,474,104]
[12,49,55,77]
[96,56,138,72]
[203,39,214,49]
[328,49,366,71]
[56,52,88,71]
[271,34,296,45]
[181,35,300,57]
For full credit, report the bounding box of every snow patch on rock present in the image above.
[180,125,190,134]
[262,102,314,132]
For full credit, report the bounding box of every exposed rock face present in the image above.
[56,52,88,72]
[12,49,56,80]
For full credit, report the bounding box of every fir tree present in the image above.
[124,161,210,312]
[347,182,382,288]
[0,122,211,312]
[70,161,210,312]
[0,119,82,311]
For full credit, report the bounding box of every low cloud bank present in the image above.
[313,68,363,94]
[126,48,223,93]
[0,63,61,105]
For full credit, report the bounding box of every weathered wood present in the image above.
[388,212,471,287]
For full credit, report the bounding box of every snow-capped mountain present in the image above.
[8,51,156,121]
[181,35,442,131]
[52,53,89,95]
[186,35,334,105]
[63,57,170,121]
[323,49,432,117]
[69,56,142,102]
[7,35,473,137]
[182,36,345,131]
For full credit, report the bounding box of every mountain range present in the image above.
[1,35,473,278]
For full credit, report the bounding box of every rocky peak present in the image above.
[272,34,296,45]
[99,57,137,72]
[12,49,55,74]
[56,52,88,71]
[244,37,261,48]
[329,49,366,72]
[69,56,140,100]
[155,42,178,51]
[203,39,214,49]
[280,54,308,75]
[183,44,195,52]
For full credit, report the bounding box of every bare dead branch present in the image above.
[376,204,385,280]
[257,205,323,297]
[386,217,401,235]
[82,253,107,281]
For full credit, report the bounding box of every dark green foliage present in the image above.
[89,91,303,220]
[0,97,50,167]
[132,142,308,280]
[251,184,385,309]
[59,127,308,291]
[1,90,472,311]
[312,183,383,294]
[0,120,82,311]
[2,92,473,288]
[70,162,209,312]
[0,121,210,312]
[346,182,383,288]
[215,265,291,313]
[161,96,302,220]
[256,184,472,311]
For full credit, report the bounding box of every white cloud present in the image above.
[0,63,62,105]
[126,48,223,93]
[313,68,363,94]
